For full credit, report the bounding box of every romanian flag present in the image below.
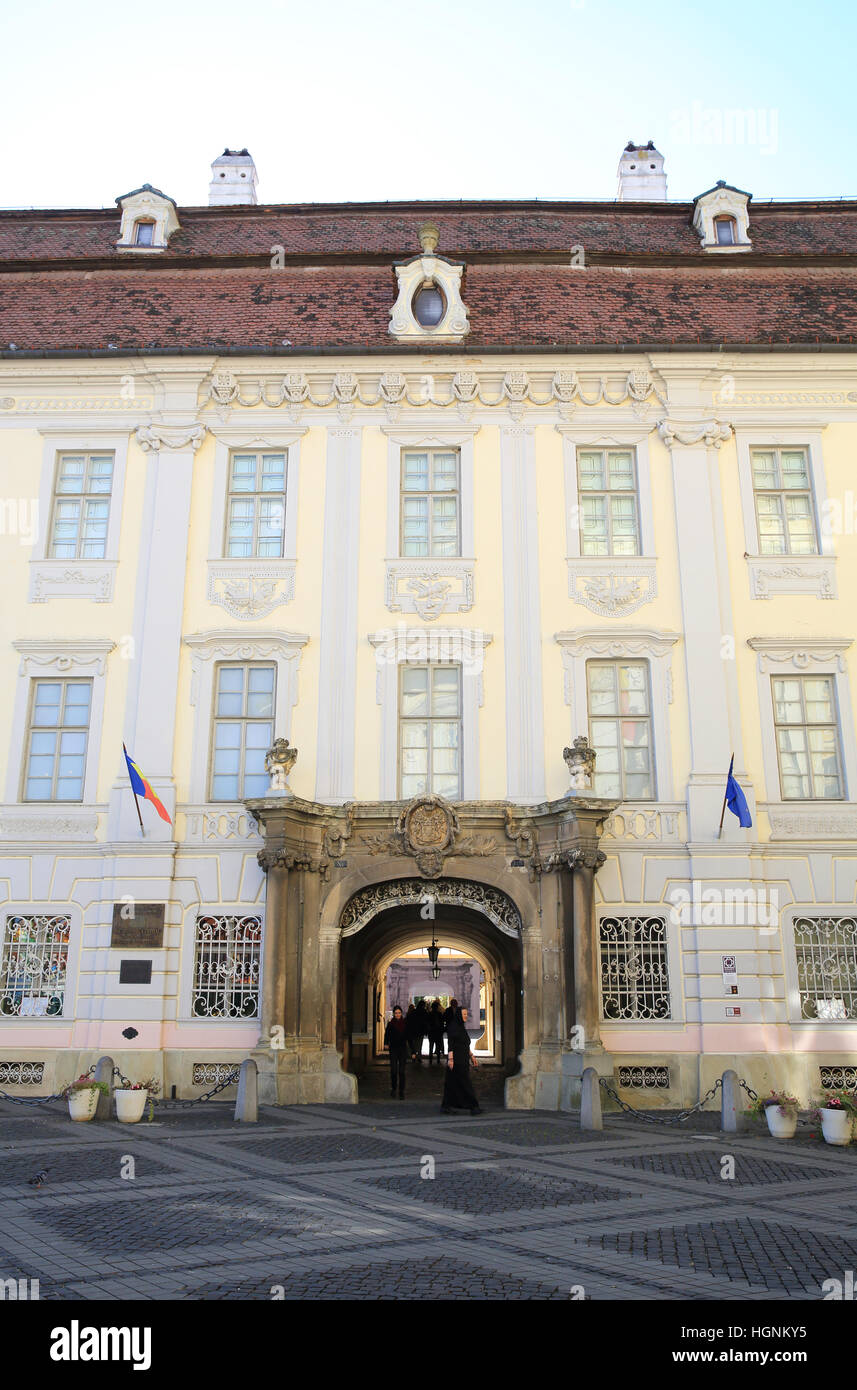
[123,744,172,824]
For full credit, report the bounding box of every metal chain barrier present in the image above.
[598,1074,725,1125]
[0,1062,96,1108]
[152,1069,240,1108]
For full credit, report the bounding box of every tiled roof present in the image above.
[1,199,856,352]
[2,265,856,352]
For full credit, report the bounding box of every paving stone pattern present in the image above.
[0,1097,854,1301]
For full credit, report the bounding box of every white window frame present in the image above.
[29,431,131,603]
[585,658,657,801]
[21,676,93,804]
[208,660,278,803]
[559,425,657,617]
[5,640,114,805]
[735,428,837,600]
[0,904,83,1027]
[748,638,856,805]
[556,628,680,802]
[382,426,477,620]
[183,629,308,805]
[206,428,305,619]
[397,662,463,800]
[369,627,492,800]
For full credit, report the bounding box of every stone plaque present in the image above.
[111,903,165,949]
[119,959,152,985]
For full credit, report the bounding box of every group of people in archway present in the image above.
[383,999,481,1114]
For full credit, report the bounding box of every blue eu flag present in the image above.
[725,755,752,828]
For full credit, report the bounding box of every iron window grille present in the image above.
[191,914,261,1019]
[0,915,70,1018]
[794,916,857,1020]
[600,915,671,1021]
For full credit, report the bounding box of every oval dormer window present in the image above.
[413,283,445,328]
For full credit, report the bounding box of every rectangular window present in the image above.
[226,451,286,558]
[794,916,857,1020]
[600,915,671,1020]
[577,449,640,556]
[751,447,818,555]
[191,914,261,1019]
[400,449,460,557]
[587,661,654,800]
[210,664,276,801]
[23,680,91,802]
[772,675,843,800]
[0,914,70,1018]
[49,452,114,559]
[398,664,461,799]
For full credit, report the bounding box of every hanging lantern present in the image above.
[426,935,441,980]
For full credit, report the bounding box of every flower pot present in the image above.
[820,1107,852,1146]
[67,1087,99,1122]
[765,1105,798,1139]
[114,1088,148,1124]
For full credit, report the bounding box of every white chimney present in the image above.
[209,149,258,206]
[617,141,667,202]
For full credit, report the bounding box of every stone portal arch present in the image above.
[339,876,523,940]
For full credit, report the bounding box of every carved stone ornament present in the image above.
[135,424,206,454]
[564,735,596,792]
[339,877,522,938]
[389,226,470,343]
[361,794,494,879]
[265,738,297,794]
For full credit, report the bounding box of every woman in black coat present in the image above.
[384,1006,409,1099]
[440,1007,482,1114]
[428,999,445,1065]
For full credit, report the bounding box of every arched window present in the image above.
[412,282,445,328]
[714,215,736,246]
[134,219,155,247]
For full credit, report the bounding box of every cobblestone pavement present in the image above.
[0,1096,854,1301]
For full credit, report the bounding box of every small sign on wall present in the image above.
[725,1005,741,1018]
[111,904,165,949]
[721,954,739,995]
[119,959,153,985]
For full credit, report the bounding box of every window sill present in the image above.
[206,557,296,620]
[566,555,657,616]
[29,559,116,604]
[747,553,836,600]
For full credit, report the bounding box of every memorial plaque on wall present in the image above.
[119,959,153,985]
[111,903,165,949]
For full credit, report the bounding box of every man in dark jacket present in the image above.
[384,1006,408,1099]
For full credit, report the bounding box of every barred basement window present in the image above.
[618,1065,670,1089]
[0,1061,46,1085]
[191,914,261,1019]
[191,1063,240,1085]
[600,915,671,1020]
[0,915,70,1018]
[820,1066,857,1091]
[794,916,857,1020]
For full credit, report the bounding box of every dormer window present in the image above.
[134,220,155,247]
[412,283,445,328]
[714,215,736,246]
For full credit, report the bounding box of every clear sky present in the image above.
[3,0,855,209]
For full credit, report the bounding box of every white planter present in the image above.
[114,1089,148,1124]
[820,1107,852,1146]
[765,1105,798,1139]
[67,1087,100,1122]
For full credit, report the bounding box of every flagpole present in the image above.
[717,753,734,840]
[124,744,146,838]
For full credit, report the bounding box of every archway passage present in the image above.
[338,900,523,1104]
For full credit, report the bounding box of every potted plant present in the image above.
[746,1090,800,1139]
[114,1078,160,1124]
[812,1090,856,1147]
[62,1076,108,1123]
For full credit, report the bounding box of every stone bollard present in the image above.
[93,1056,114,1121]
[234,1058,258,1123]
[580,1066,603,1131]
[720,1068,748,1133]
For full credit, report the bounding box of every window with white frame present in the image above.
[209,664,275,801]
[49,452,114,559]
[772,675,843,800]
[225,451,287,557]
[400,449,460,557]
[577,448,641,556]
[587,661,654,800]
[794,916,857,1020]
[399,664,462,799]
[599,915,671,1020]
[0,914,70,1018]
[23,679,92,801]
[751,447,818,556]
[191,913,260,1019]
[133,220,155,247]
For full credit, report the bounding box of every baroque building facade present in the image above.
[0,146,856,1107]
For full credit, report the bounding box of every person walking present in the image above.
[428,999,445,1065]
[405,1002,422,1064]
[414,998,430,1063]
[384,1006,409,1099]
[440,1006,482,1115]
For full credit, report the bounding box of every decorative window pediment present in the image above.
[389,223,470,343]
[115,185,180,252]
[692,182,751,252]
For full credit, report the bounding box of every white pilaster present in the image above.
[500,423,545,801]
[315,426,362,802]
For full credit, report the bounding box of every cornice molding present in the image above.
[747,636,853,673]
[13,637,116,677]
